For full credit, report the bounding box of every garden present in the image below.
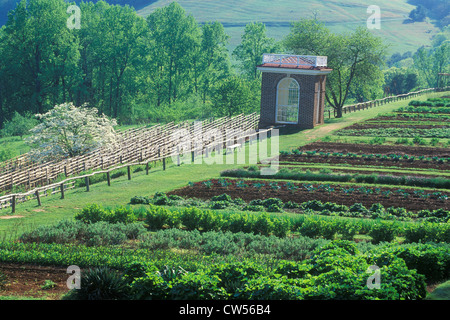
[0,96,449,301]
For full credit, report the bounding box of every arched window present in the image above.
[276,77,299,124]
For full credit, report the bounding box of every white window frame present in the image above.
[275,77,300,124]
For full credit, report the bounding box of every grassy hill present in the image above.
[0,0,442,55]
[136,0,441,55]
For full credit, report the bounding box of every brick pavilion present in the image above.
[257,54,332,129]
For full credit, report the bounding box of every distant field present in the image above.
[137,0,440,54]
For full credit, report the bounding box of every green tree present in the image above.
[74,1,148,121]
[147,2,201,106]
[0,0,81,115]
[413,42,450,88]
[284,19,387,117]
[0,111,38,138]
[383,67,419,95]
[212,76,259,117]
[233,22,279,80]
[197,21,231,104]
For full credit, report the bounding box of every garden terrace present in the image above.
[167,178,449,212]
[290,142,450,158]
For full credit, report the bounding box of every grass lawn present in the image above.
[426,281,450,300]
[0,91,445,239]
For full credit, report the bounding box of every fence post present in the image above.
[85,177,90,192]
[64,166,68,177]
[146,162,149,175]
[163,158,166,171]
[107,171,111,186]
[60,183,65,199]
[127,166,131,180]
[11,195,16,214]
[36,190,41,206]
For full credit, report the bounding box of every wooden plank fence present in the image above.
[325,87,450,118]
[0,113,263,212]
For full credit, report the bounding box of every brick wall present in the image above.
[259,71,327,129]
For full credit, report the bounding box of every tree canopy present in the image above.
[284,19,387,117]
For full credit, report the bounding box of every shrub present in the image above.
[145,206,179,230]
[208,262,265,298]
[109,206,137,224]
[349,203,368,214]
[284,201,300,209]
[262,198,284,208]
[210,201,229,210]
[252,213,274,236]
[211,194,232,202]
[129,269,169,300]
[266,204,283,213]
[153,194,170,205]
[274,260,311,279]
[64,267,129,300]
[0,147,14,162]
[75,204,111,224]
[240,276,303,300]
[242,204,265,212]
[169,271,229,300]
[130,196,151,205]
[369,221,399,244]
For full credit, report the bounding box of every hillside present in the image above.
[136,0,441,55]
[0,0,442,55]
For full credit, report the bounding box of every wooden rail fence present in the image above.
[325,87,450,119]
[0,113,266,212]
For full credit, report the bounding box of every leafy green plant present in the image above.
[64,267,129,300]
[41,280,57,290]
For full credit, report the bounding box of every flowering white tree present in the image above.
[26,103,118,163]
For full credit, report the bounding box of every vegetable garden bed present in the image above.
[167,178,449,212]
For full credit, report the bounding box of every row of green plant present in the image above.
[3,240,445,300]
[220,167,450,190]
[385,112,450,120]
[3,223,450,285]
[280,149,449,163]
[135,192,449,223]
[191,179,449,203]
[408,99,450,107]
[335,127,450,138]
[73,202,450,244]
[64,241,429,300]
[395,106,450,114]
[19,219,146,246]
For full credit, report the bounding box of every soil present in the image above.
[280,155,449,170]
[168,179,450,212]
[279,166,446,180]
[0,263,70,299]
[343,123,449,129]
[369,116,447,122]
[296,142,450,158]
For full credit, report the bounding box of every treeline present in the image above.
[0,0,268,128]
[407,0,449,27]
